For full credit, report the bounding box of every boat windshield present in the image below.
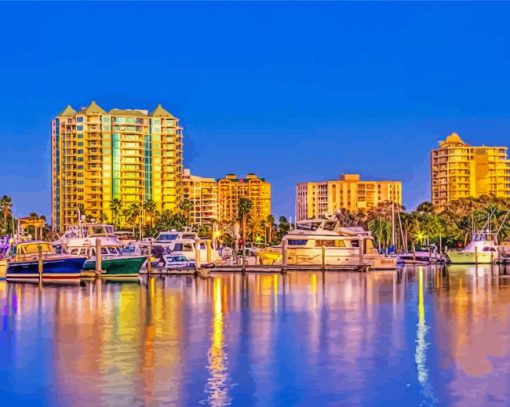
[182,234,197,239]
[296,222,322,231]
[174,243,194,252]
[157,233,179,241]
[287,239,308,246]
[473,233,492,242]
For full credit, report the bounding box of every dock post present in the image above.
[147,240,152,275]
[95,238,102,276]
[475,246,478,264]
[206,240,212,264]
[281,239,288,274]
[412,242,416,263]
[38,245,43,283]
[195,244,201,271]
[359,239,365,272]
[321,245,326,272]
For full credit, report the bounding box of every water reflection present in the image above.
[1,267,510,405]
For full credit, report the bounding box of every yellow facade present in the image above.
[296,174,402,220]
[431,133,510,208]
[182,169,218,224]
[51,101,183,231]
[217,174,271,223]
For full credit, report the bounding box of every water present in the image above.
[1,266,510,406]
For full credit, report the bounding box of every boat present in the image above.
[398,245,445,265]
[57,223,147,279]
[152,229,218,267]
[447,230,499,264]
[258,219,397,270]
[6,241,86,282]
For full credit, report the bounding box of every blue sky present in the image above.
[1,2,510,220]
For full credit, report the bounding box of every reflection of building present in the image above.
[217,174,271,223]
[51,102,183,231]
[182,169,218,224]
[296,174,402,220]
[431,133,510,208]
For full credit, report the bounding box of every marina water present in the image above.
[1,266,510,406]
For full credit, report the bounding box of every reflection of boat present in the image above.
[259,219,396,270]
[398,246,445,265]
[58,223,147,278]
[6,241,86,282]
[447,231,499,264]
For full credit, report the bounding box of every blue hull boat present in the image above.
[7,256,86,281]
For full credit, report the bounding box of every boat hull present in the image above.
[447,251,496,264]
[6,256,86,281]
[83,255,147,278]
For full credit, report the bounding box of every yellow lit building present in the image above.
[182,169,218,224]
[296,174,402,220]
[217,174,271,223]
[51,101,183,231]
[431,133,510,208]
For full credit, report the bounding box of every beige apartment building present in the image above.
[431,133,510,208]
[217,174,271,223]
[296,174,402,220]
[182,169,218,224]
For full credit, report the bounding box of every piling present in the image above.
[206,240,212,264]
[195,243,201,271]
[147,240,153,275]
[38,245,43,283]
[474,246,478,264]
[412,242,416,263]
[95,238,102,275]
[281,239,288,274]
[321,245,326,272]
[359,239,365,271]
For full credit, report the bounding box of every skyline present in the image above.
[2,3,510,219]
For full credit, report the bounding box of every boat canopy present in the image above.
[14,242,54,255]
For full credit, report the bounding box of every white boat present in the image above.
[447,230,499,264]
[398,246,445,265]
[258,219,397,270]
[152,229,218,267]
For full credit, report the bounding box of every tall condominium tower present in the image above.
[51,101,183,231]
[431,133,510,208]
[296,174,402,221]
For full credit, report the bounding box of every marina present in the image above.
[2,265,510,405]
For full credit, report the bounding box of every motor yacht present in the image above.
[447,230,499,264]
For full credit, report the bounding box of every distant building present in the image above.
[431,133,510,208]
[217,174,271,223]
[51,101,183,231]
[182,169,218,224]
[296,174,402,221]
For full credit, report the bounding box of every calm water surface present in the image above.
[2,266,510,406]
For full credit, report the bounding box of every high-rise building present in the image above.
[51,101,183,231]
[182,169,218,224]
[296,174,402,220]
[431,133,510,208]
[217,174,271,223]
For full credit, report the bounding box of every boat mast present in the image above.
[391,201,396,250]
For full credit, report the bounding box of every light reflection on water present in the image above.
[1,266,510,406]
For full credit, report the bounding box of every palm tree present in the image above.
[178,199,194,226]
[0,195,12,232]
[144,199,157,228]
[110,199,123,229]
[238,198,253,245]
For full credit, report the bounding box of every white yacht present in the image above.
[153,229,218,267]
[447,230,499,264]
[258,219,397,270]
